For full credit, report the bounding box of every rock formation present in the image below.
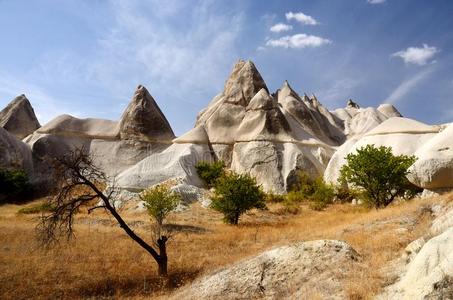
[0,127,33,174]
[171,240,359,300]
[0,94,40,139]
[407,123,453,190]
[324,117,440,184]
[24,85,173,191]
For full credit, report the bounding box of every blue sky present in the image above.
[0,0,452,135]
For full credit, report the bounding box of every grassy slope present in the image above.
[0,193,451,300]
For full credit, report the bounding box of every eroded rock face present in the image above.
[119,85,175,142]
[379,227,453,300]
[171,240,359,300]
[408,123,453,189]
[324,118,439,184]
[0,94,40,139]
[0,127,33,174]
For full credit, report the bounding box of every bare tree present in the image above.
[37,148,169,276]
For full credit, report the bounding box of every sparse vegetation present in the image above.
[0,168,30,202]
[339,145,417,208]
[211,171,266,224]
[195,160,225,187]
[140,184,180,227]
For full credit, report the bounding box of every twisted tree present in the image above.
[37,148,170,276]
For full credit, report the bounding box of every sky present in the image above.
[0,0,452,136]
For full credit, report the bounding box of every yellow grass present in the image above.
[1,193,451,299]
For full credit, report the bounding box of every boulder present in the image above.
[379,227,453,300]
[171,240,359,300]
[0,94,40,139]
[408,123,453,189]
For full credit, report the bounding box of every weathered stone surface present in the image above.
[408,123,453,189]
[324,118,438,184]
[0,94,40,139]
[379,227,453,300]
[0,127,33,174]
[171,240,359,300]
[119,85,175,142]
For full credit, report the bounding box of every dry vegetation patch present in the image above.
[1,194,450,299]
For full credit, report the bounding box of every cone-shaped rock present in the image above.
[0,94,40,139]
[223,59,268,106]
[119,85,175,142]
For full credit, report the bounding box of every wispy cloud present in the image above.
[285,11,318,25]
[270,23,292,33]
[266,33,331,49]
[392,44,439,66]
[367,0,386,4]
[384,68,435,105]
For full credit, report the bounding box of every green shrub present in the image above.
[18,202,55,214]
[0,168,30,202]
[288,171,335,210]
[334,185,357,203]
[339,145,417,208]
[140,184,181,226]
[195,161,226,187]
[211,172,266,225]
[265,192,285,203]
[311,178,335,205]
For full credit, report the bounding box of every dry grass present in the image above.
[1,193,451,300]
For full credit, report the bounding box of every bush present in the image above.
[195,161,225,187]
[140,184,181,226]
[339,145,417,208]
[211,172,266,225]
[288,171,335,210]
[265,192,285,203]
[0,168,30,202]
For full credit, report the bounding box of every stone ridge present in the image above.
[0,94,41,139]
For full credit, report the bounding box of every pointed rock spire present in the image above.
[0,94,41,139]
[223,60,268,106]
[119,85,175,142]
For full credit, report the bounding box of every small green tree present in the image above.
[339,145,416,208]
[211,172,266,225]
[140,184,181,227]
[195,160,225,187]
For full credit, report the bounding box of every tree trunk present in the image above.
[157,236,168,276]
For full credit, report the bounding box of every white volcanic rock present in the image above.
[116,143,212,192]
[324,118,439,184]
[377,103,402,118]
[0,94,40,139]
[25,85,174,191]
[379,227,453,300]
[407,123,453,189]
[0,127,33,174]
[171,240,359,300]
[173,125,210,144]
[119,85,175,142]
[36,114,119,139]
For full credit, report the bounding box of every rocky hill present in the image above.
[0,59,452,196]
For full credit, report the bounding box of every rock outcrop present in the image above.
[324,117,440,184]
[24,85,173,191]
[0,127,33,174]
[119,85,175,142]
[0,94,40,139]
[408,123,453,190]
[171,240,359,300]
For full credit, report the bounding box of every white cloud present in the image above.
[392,44,439,66]
[285,11,318,25]
[270,23,292,33]
[367,0,386,4]
[266,33,331,49]
[384,68,434,105]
